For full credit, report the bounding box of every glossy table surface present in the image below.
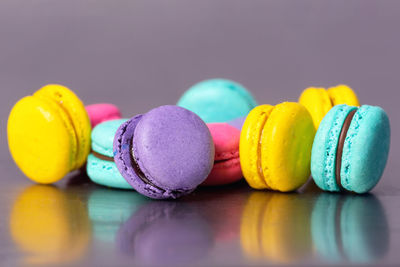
[1,1,400,266]
[0,173,399,266]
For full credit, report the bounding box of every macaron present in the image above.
[85,103,122,128]
[311,104,390,193]
[240,192,313,263]
[202,123,242,186]
[117,201,213,265]
[87,119,133,189]
[8,84,91,184]
[299,85,360,129]
[311,193,389,263]
[240,102,315,192]
[113,105,214,199]
[177,79,257,123]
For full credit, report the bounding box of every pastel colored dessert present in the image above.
[311,193,388,263]
[228,116,246,130]
[8,84,91,184]
[88,188,148,243]
[177,79,257,123]
[10,185,90,264]
[87,119,133,189]
[240,102,315,192]
[311,104,390,193]
[299,85,360,129]
[113,105,214,199]
[85,103,122,128]
[117,201,213,265]
[202,123,242,186]
[240,192,313,263]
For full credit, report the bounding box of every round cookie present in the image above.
[87,119,132,189]
[202,123,242,186]
[240,102,315,192]
[177,79,257,123]
[86,103,122,128]
[299,85,359,129]
[311,104,390,193]
[113,105,214,199]
[8,84,91,184]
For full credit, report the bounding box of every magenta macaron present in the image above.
[113,105,215,199]
[86,103,122,128]
[202,123,242,186]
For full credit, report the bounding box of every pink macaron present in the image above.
[85,103,122,128]
[202,123,242,186]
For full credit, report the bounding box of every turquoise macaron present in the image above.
[87,119,133,189]
[177,79,257,123]
[311,193,388,263]
[311,104,390,193]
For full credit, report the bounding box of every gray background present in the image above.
[0,1,399,266]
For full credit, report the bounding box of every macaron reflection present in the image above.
[311,193,389,263]
[9,185,90,264]
[88,188,148,243]
[117,201,213,265]
[240,192,313,263]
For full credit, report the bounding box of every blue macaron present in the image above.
[311,104,390,193]
[87,119,133,189]
[177,79,257,123]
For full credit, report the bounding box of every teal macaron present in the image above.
[87,119,133,189]
[311,104,390,193]
[311,193,388,263]
[177,79,257,123]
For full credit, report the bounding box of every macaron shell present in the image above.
[92,119,128,158]
[341,105,390,193]
[327,85,360,106]
[311,105,357,192]
[85,103,122,128]
[133,105,214,192]
[87,154,133,189]
[202,123,242,185]
[177,79,257,123]
[240,105,274,189]
[262,102,315,191]
[34,84,91,170]
[299,87,333,129]
[8,96,72,184]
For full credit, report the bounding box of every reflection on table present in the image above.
[9,185,91,265]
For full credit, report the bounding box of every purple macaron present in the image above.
[113,105,215,199]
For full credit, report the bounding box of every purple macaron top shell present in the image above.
[113,105,214,199]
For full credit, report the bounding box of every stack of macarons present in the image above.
[7,80,390,199]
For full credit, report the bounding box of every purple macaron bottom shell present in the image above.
[113,115,195,199]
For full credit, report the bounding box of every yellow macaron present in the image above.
[240,102,315,192]
[7,84,91,184]
[299,85,360,129]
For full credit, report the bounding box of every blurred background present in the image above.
[0,1,400,265]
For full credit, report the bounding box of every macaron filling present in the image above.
[335,109,357,191]
[214,151,240,168]
[91,150,114,162]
